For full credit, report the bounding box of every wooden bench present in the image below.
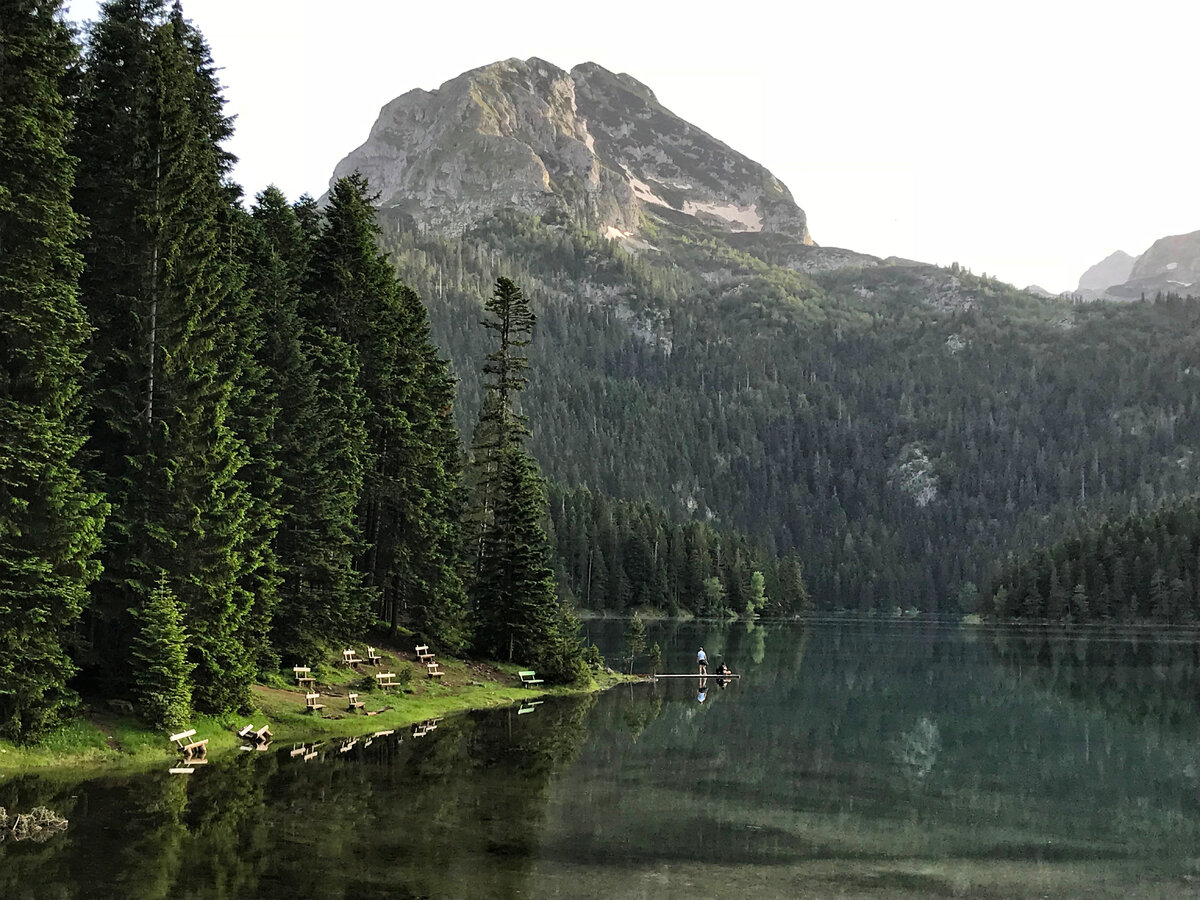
[347,692,365,712]
[237,724,272,744]
[517,670,544,688]
[415,644,434,662]
[341,648,363,667]
[169,728,209,758]
[293,666,315,687]
[426,661,444,679]
[375,672,397,690]
[305,693,325,714]
[366,646,383,665]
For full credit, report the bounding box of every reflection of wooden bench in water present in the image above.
[411,718,440,738]
[347,692,365,712]
[238,724,272,746]
[517,670,544,687]
[339,738,357,753]
[293,665,315,687]
[169,728,208,758]
[375,672,397,690]
[366,646,382,665]
[305,693,325,714]
[415,644,434,662]
[517,700,544,715]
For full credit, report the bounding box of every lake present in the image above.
[2,619,1197,899]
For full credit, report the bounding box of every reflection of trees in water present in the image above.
[0,758,269,900]
[893,715,941,782]
[0,699,595,899]
[989,628,1200,738]
[542,620,1199,874]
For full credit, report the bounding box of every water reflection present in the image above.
[1,620,1197,899]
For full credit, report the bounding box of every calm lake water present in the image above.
[2,620,1198,899]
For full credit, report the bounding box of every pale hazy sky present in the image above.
[66,0,1198,294]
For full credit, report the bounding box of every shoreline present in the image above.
[0,649,633,775]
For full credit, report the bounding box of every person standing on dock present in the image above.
[697,647,708,675]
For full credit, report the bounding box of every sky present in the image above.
[64,0,1199,294]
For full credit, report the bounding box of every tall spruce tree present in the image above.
[469,278,582,679]
[251,187,370,661]
[73,0,256,711]
[129,571,193,728]
[308,175,466,648]
[0,0,107,741]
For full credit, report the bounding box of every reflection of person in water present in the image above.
[697,678,708,702]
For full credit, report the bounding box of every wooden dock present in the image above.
[651,673,741,678]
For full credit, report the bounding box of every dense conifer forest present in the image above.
[983,498,1200,623]
[382,213,1200,614]
[0,0,614,741]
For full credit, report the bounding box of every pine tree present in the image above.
[0,0,107,742]
[129,572,193,728]
[73,0,256,712]
[469,278,582,679]
[647,641,663,675]
[308,174,466,647]
[250,187,370,662]
[624,614,647,674]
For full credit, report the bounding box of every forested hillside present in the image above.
[383,211,1200,613]
[983,498,1200,623]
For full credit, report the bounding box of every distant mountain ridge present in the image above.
[333,57,813,245]
[1077,250,1136,292]
[1075,232,1200,300]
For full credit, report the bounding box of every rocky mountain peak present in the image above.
[1077,250,1136,292]
[330,57,813,244]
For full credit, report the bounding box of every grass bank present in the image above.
[0,637,628,773]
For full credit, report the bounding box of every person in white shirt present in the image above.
[697,647,708,675]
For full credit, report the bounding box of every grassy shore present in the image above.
[0,637,628,773]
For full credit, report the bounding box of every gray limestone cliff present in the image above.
[330,57,814,245]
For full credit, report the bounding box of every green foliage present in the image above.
[128,572,193,728]
[624,615,647,674]
[581,642,604,670]
[72,0,256,713]
[647,641,663,675]
[469,278,583,680]
[546,485,809,617]
[308,174,467,649]
[0,0,106,743]
[702,576,728,617]
[250,188,370,663]
[985,498,1200,624]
